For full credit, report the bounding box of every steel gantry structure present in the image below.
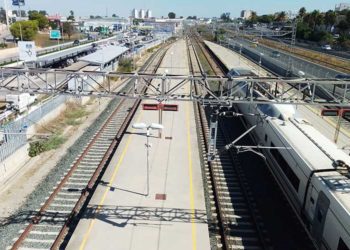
[1,67,349,107]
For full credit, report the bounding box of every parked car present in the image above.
[321,44,332,50]
[73,40,80,46]
[271,51,281,58]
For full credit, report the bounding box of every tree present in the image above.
[112,14,117,18]
[10,21,38,41]
[168,12,176,19]
[28,10,48,30]
[324,10,336,31]
[310,10,323,30]
[63,22,74,39]
[67,10,75,21]
[220,12,231,22]
[337,20,350,35]
[257,14,274,23]
[89,15,95,19]
[275,11,287,22]
[0,7,6,23]
[39,10,47,16]
[250,11,258,24]
[49,21,58,29]
[298,7,306,19]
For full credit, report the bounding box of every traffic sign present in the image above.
[18,41,36,62]
[12,0,25,6]
[50,30,61,39]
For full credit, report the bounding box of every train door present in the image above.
[311,191,330,247]
[305,184,317,222]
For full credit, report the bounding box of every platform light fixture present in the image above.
[132,122,164,196]
[321,108,350,143]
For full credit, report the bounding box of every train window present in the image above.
[270,143,300,191]
[265,134,268,142]
[257,104,282,119]
[337,238,350,250]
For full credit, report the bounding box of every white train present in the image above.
[228,68,350,250]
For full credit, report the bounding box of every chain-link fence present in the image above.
[0,95,68,162]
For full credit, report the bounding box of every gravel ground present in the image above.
[0,95,126,249]
[0,43,164,249]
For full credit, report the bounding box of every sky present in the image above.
[0,0,347,18]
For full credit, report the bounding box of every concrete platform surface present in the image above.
[66,39,210,250]
[205,40,350,151]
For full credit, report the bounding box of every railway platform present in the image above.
[66,40,211,250]
[204,40,350,152]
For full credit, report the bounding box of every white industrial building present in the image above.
[335,3,350,11]
[131,8,153,19]
[146,9,152,18]
[132,8,139,18]
[139,9,145,19]
[240,10,253,20]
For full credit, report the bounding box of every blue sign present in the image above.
[12,0,25,6]
[50,30,61,39]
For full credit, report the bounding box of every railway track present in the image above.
[190,32,319,249]
[187,35,272,249]
[8,43,171,250]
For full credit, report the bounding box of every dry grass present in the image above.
[36,101,89,134]
[35,33,84,48]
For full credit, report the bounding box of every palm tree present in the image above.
[310,10,323,31]
[275,11,287,22]
[250,11,258,24]
[298,7,306,19]
[324,10,336,31]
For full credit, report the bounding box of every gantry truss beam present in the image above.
[1,67,349,107]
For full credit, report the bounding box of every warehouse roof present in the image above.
[79,46,129,65]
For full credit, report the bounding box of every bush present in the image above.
[0,43,8,48]
[309,31,334,43]
[28,134,66,157]
[118,58,134,72]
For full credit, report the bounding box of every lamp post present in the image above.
[132,122,164,196]
[239,44,243,65]
[258,52,264,76]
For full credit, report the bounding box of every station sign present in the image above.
[18,41,37,62]
[50,30,61,39]
[12,0,25,6]
[341,109,350,119]
[321,109,339,117]
[321,108,350,118]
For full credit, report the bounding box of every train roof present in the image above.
[269,115,350,212]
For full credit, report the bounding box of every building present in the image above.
[143,18,183,34]
[335,3,350,11]
[80,17,129,32]
[131,8,139,18]
[139,9,145,19]
[146,9,152,19]
[240,10,253,20]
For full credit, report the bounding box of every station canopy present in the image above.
[79,46,129,65]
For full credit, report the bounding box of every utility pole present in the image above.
[3,0,10,31]
[286,16,298,76]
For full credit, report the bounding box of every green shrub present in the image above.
[28,134,66,157]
